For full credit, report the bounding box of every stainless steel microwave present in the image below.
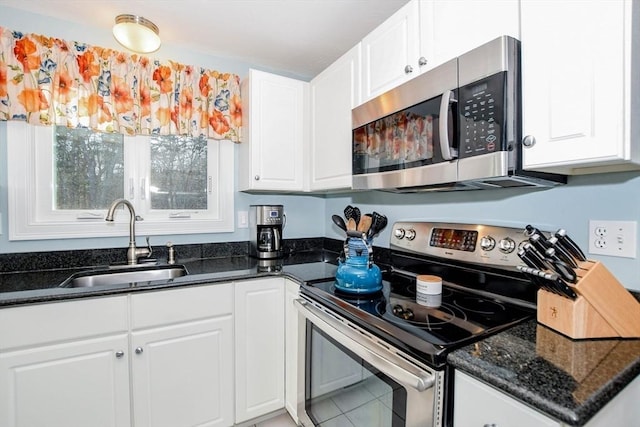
[351,36,566,192]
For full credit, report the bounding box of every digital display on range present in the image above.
[430,228,478,252]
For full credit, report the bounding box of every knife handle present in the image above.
[555,229,588,262]
[529,233,551,254]
[545,242,578,269]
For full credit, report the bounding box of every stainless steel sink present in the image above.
[60,265,188,288]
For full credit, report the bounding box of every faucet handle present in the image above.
[135,215,144,221]
[145,236,153,258]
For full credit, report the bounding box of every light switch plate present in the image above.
[237,211,248,229]
[588,220,637,258]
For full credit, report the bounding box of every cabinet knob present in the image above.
[135,347,144,354]
[522,135,537,148]
[404,65,413,74]
[254,175,260,181]
[418,56,428,66]
[115,351,125,359]
[483,424,497,427]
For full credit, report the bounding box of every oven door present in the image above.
[294,298,443,427]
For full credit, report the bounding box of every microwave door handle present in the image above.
[439,90,457,160]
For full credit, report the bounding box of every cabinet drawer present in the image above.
[131,282,233,329]
[0,296,128,350]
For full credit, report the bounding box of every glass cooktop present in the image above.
[302,271,534,365]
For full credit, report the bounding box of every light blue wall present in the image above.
[325,172,640,291]
[2,6,640,293]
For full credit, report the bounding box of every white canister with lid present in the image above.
[416,274,443,307]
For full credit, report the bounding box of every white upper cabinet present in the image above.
[240,69,308,191]
[521,0,640,174]
[427,0,520,61]
[309,44,361,191]
[360,0,520,104]
[361,0,424,102]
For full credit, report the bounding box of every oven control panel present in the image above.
[390,221,544,268]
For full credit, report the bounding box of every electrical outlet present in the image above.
[588,220,637,258]
[237,211,249,229]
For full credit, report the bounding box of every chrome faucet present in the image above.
[105,198,152,265]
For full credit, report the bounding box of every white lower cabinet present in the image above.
[0,296,131,427]
[234,277,285,423]
[130,284,234,427]
[0,285,235,427]
[454,370,560,427]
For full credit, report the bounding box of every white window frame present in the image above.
[7,121,234,240]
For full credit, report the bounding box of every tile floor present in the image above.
[255,412,298,426]
[307,376,398,427]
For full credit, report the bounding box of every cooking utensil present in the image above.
[347,218,357,231]
[352,207,361,228]
[344,205,355,221]
[357,214,372,233]
[525,225,549,241]
[517,250,559,295]
[554,228,588,262]
[332,215,347,232]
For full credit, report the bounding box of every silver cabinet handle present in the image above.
[404,64,413,74]
[483,424,497,427]
[418,56,428,66]
[522,135,537,148]
[115,351,125,358]
[254,175,260,181]
[135,347,144,354]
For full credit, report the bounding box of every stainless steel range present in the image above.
[295,222,539,427]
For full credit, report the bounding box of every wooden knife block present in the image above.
[536,261,640,339]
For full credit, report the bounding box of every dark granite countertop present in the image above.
[448,319,640,426]
[0,250,339,306]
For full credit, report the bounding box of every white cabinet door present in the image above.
[361,0,422,101]
[235,278,285,423]
[239,69,308,191]
[0,334,130,427]
[309,44,360,191]
[284,279,303,422]
[429,0,520,62]
[521,0,639,174]
[131,316,234,427]
[453,371,560,427]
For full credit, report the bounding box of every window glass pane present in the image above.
[150,135,208,210]
[54,127,124,210]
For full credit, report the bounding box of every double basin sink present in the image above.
[59,264,188,288]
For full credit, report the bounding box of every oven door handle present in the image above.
[439,89,457,160]
[294,299,435,392]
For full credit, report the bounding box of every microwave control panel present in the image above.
[458,72,506,158]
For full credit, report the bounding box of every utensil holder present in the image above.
[537,261,640,339]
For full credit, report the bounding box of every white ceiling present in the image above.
[0,0,410,79]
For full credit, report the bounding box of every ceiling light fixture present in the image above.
[112,14,161,53]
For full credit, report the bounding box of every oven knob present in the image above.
[480,236,496,251]
[394,228,406,239]
[498,237,516,254]
[401,309,414,321]
[405,229,416,241]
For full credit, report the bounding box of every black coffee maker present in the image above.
[249,205,285,259]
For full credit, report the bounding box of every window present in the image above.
[7,121,234,240]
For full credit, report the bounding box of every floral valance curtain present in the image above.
[0,26,241,141]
